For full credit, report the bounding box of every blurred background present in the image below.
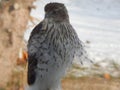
[0,0,120,90]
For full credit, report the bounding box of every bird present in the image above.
[26,2,91,90]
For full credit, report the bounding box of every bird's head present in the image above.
[44,2,69,23]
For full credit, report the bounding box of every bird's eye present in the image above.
[53,11,57,14]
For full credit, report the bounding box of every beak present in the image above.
[45,13,49,18]
[42,18,48,30]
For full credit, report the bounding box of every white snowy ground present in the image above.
[24,0,120,66]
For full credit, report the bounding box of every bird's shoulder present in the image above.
[27,21,48,55]
[29,21,46,39]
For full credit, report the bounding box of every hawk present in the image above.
[26,2,91,90]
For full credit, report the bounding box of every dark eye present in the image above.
[53,10,57,14]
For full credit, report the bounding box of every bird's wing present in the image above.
[27,22,46,85]
[66,25,93,65]
[74,40,92,65]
